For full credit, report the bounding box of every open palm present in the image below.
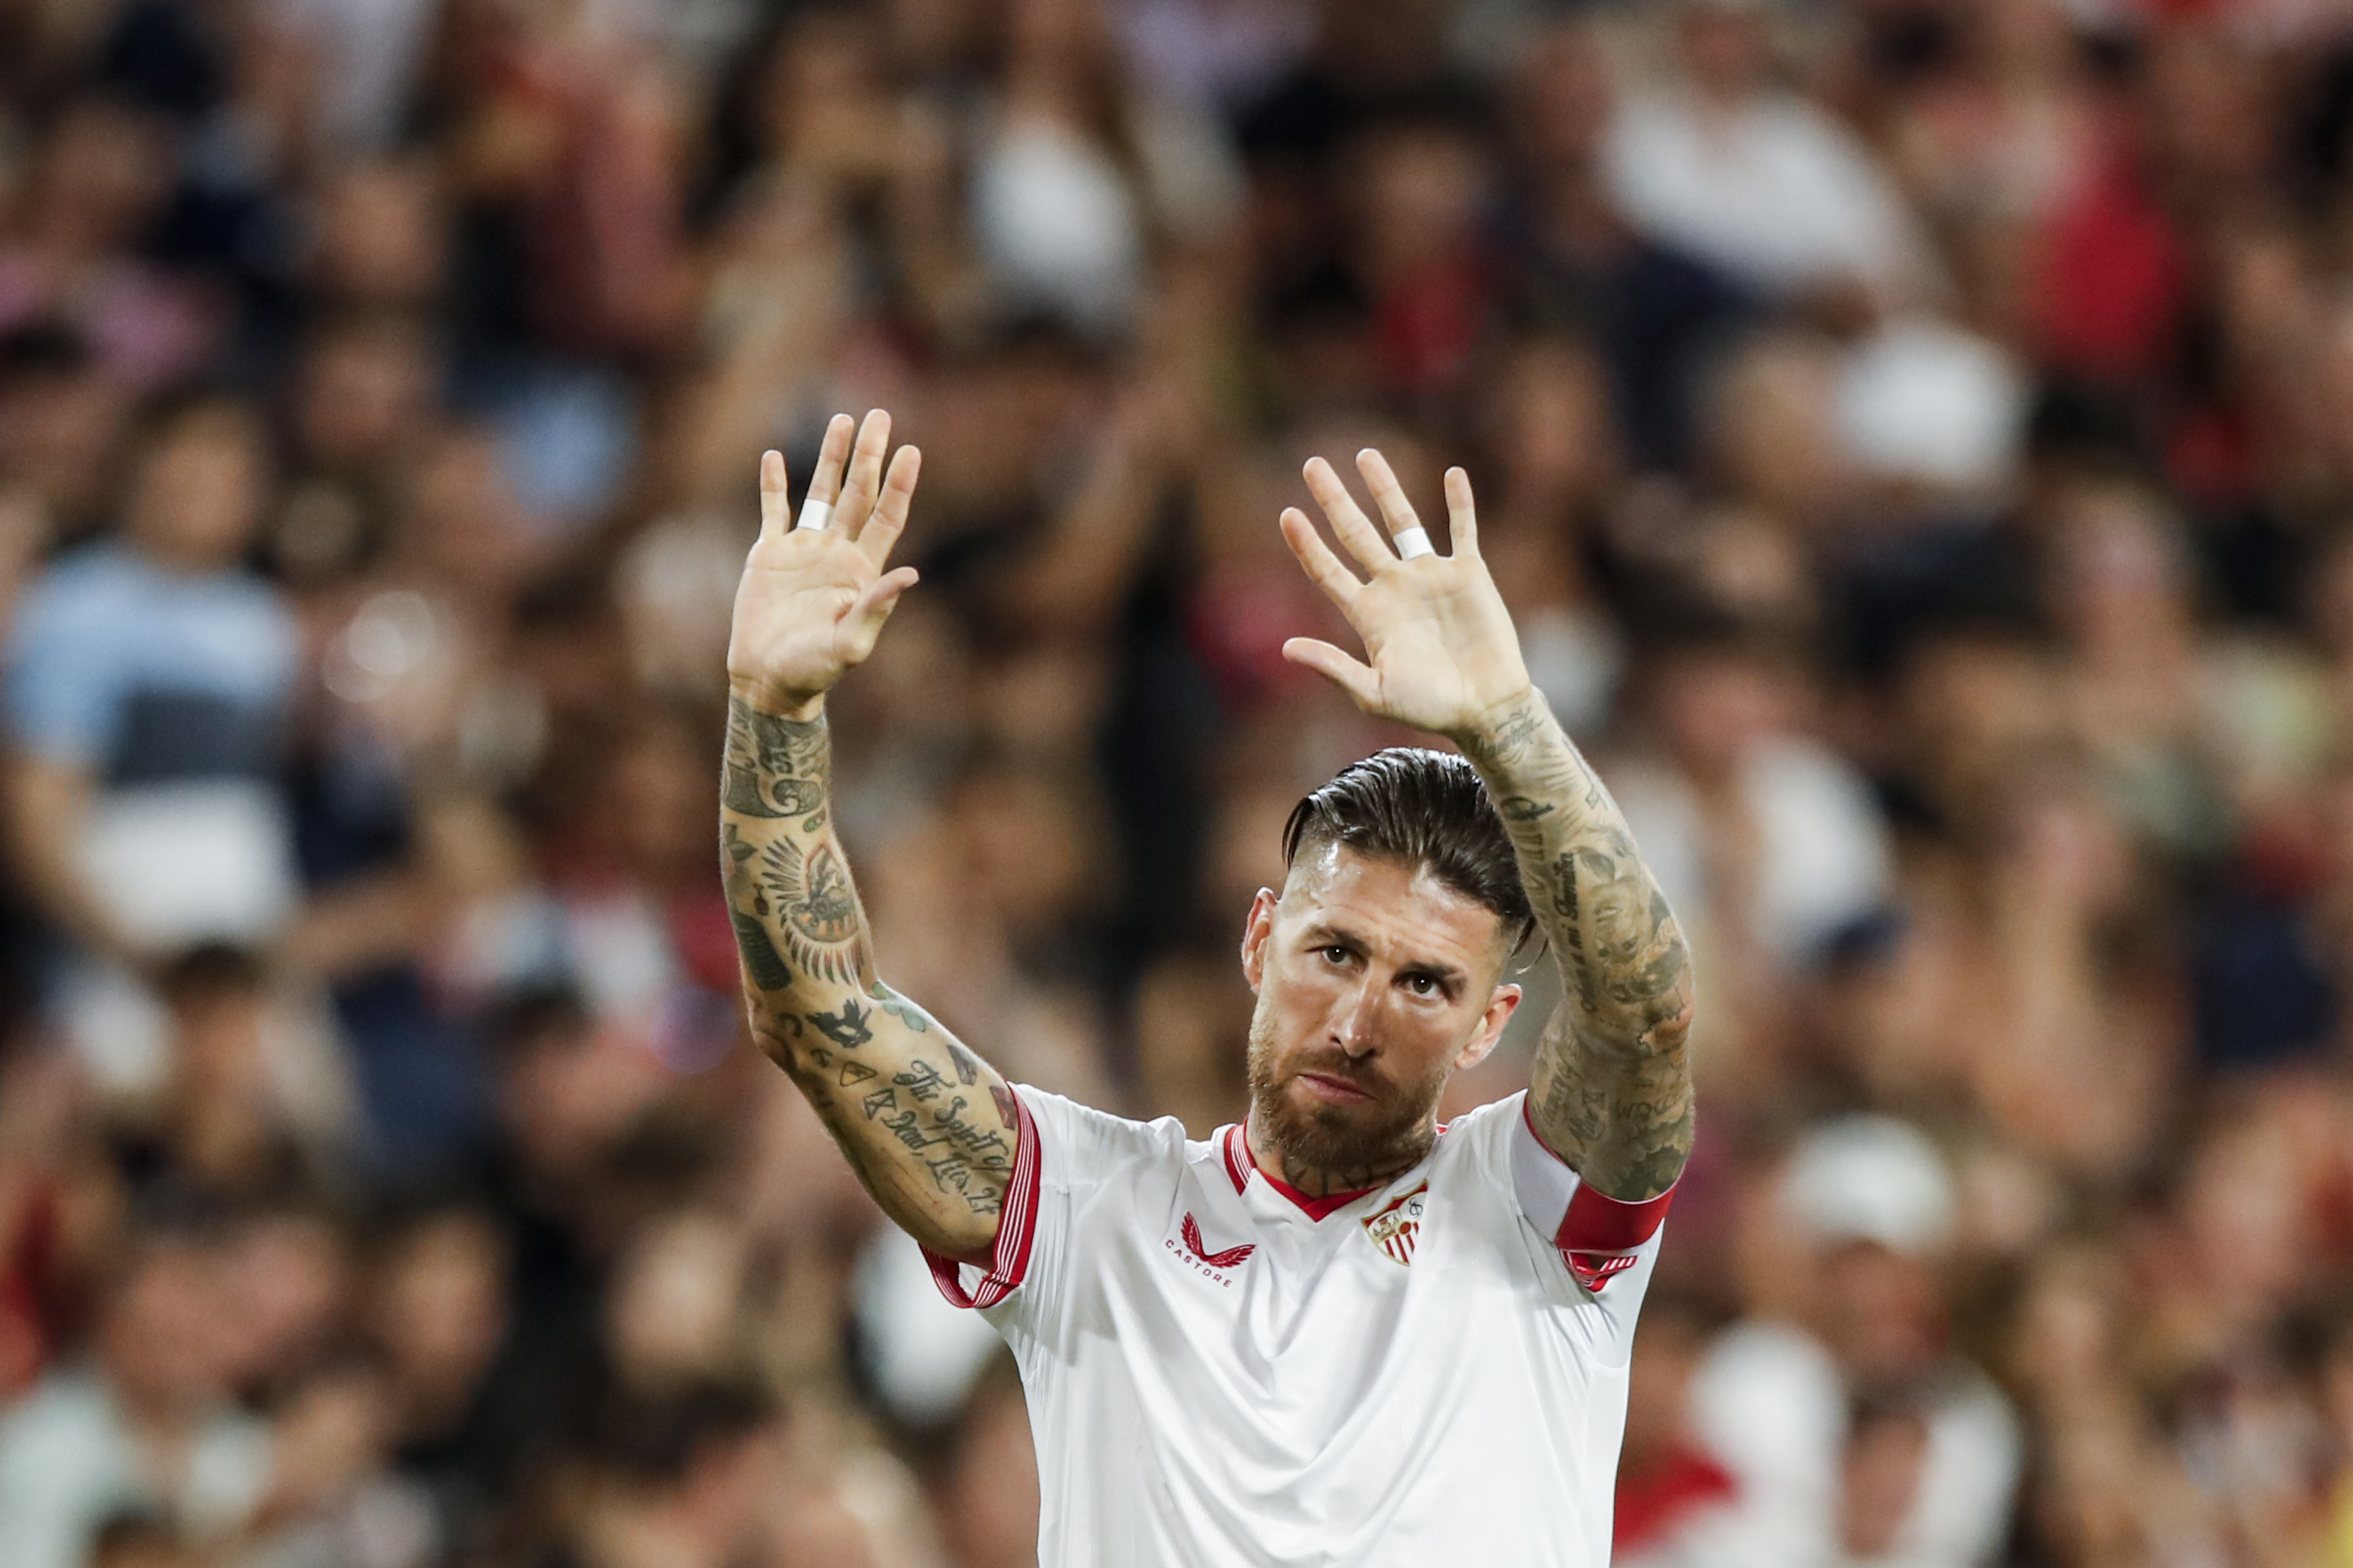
[1279,451,1532,741]
[727,410,922,717]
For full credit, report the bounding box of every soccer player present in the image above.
[722,409,1695,1565]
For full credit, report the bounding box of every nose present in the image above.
[1332,975,1383,1058]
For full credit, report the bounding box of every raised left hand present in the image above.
[1278,450,1533,741]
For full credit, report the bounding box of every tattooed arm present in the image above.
[723,412,1020,1262]
[1278,451,1694,1202]
[1457,700,1693,1200]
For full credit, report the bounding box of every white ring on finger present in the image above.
[1393,526,1434,560]
[798,498,834,533]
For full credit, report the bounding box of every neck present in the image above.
[1245,1117,1432,1199]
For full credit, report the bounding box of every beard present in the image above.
[1244,1002,1453,1181]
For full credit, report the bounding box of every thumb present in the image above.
[836,567,920,665]
[1282,638,1379,709]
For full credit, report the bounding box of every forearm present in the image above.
[721,693,1018,1258]
[1454,689,1694,1200]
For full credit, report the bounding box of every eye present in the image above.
[1405,974,1437,996]
[1323,945,1350,965]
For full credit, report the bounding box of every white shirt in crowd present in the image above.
[1605,85,1937,305]
[1685,1321,2023,1568]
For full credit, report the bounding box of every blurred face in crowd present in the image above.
[2046,481,2192,654]
[35,100,172,251]
[0,356,128,525]
[312,160,446,306]
[1350,123,1489,293]
[403,428,533,593]
[499,1012,664,1176]
[125,405,271,572]
[1655,646,1790,785]
[1241,845,1519,1174]
[372,1213,507,1420]
[608,1211,747,1390]
[1512,25,1614,173]
[603,715,720,888]
[101,1243,241,1416]
[1818,1241,1946,1386]
[220,1215,350,1391]
[295,319,436,473]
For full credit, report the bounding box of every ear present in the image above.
[1241,887,1279,993]
[1453,983,1521,1072]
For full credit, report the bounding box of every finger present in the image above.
[1303,456,1394,573]
[858,446,921,568]
[759,449,791,541]
[835,409,893,539]
[1278,506,1361,612]
[805,415,855,507]
[1443,466,1478,557]
[1282,638,1379,709]
[1353,448,1426,551]
[836,566,920,664]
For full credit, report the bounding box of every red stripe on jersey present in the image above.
[1222,1123,1250,1196]
[922,1087,1041,1310]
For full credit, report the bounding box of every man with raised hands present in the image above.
[723,410,1695,1566]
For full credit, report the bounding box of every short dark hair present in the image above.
[1281,748,1536,952]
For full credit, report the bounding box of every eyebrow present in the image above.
[1301,922,1470,990]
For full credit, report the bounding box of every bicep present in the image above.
[1523,1000,1693,1203]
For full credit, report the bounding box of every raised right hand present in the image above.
[725,409,921,718]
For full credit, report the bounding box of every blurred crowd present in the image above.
[0,0,2350,1564]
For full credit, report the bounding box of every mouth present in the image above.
[1296,1071,1376,1105]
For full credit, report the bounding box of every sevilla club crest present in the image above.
[1362,1181,1428,1267]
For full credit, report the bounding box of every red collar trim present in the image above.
[1225,1120,1376,1219]
[1221,1122,1250,1196]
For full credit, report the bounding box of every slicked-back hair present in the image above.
[1281,748,1537,954]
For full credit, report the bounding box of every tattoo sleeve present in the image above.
[722,696,1019,1260]
[1459,692,1695,1202]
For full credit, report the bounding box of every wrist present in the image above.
[729,678,826,723]
[1449,685,1549,751]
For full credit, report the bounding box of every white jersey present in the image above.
[925,1086,1675,1567]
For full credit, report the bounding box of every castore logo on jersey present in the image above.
[1167,1213,1254,1285]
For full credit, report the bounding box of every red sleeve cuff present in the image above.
[1521,1096,1675,1293]
[1557,1179,1674,1292]
[921,1086,1041,1310]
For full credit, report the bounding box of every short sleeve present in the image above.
[919,1085,1176,1320]
[921,1088,1044,1310]
[1509,1097,1676,1294]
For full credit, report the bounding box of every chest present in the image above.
[1079,1163,1556,1412]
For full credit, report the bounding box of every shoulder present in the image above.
[11,550,132,643]
[1435,1092,1526,1164]
[1016,1086,1189,1191]
[1429,1093,1536,1212]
